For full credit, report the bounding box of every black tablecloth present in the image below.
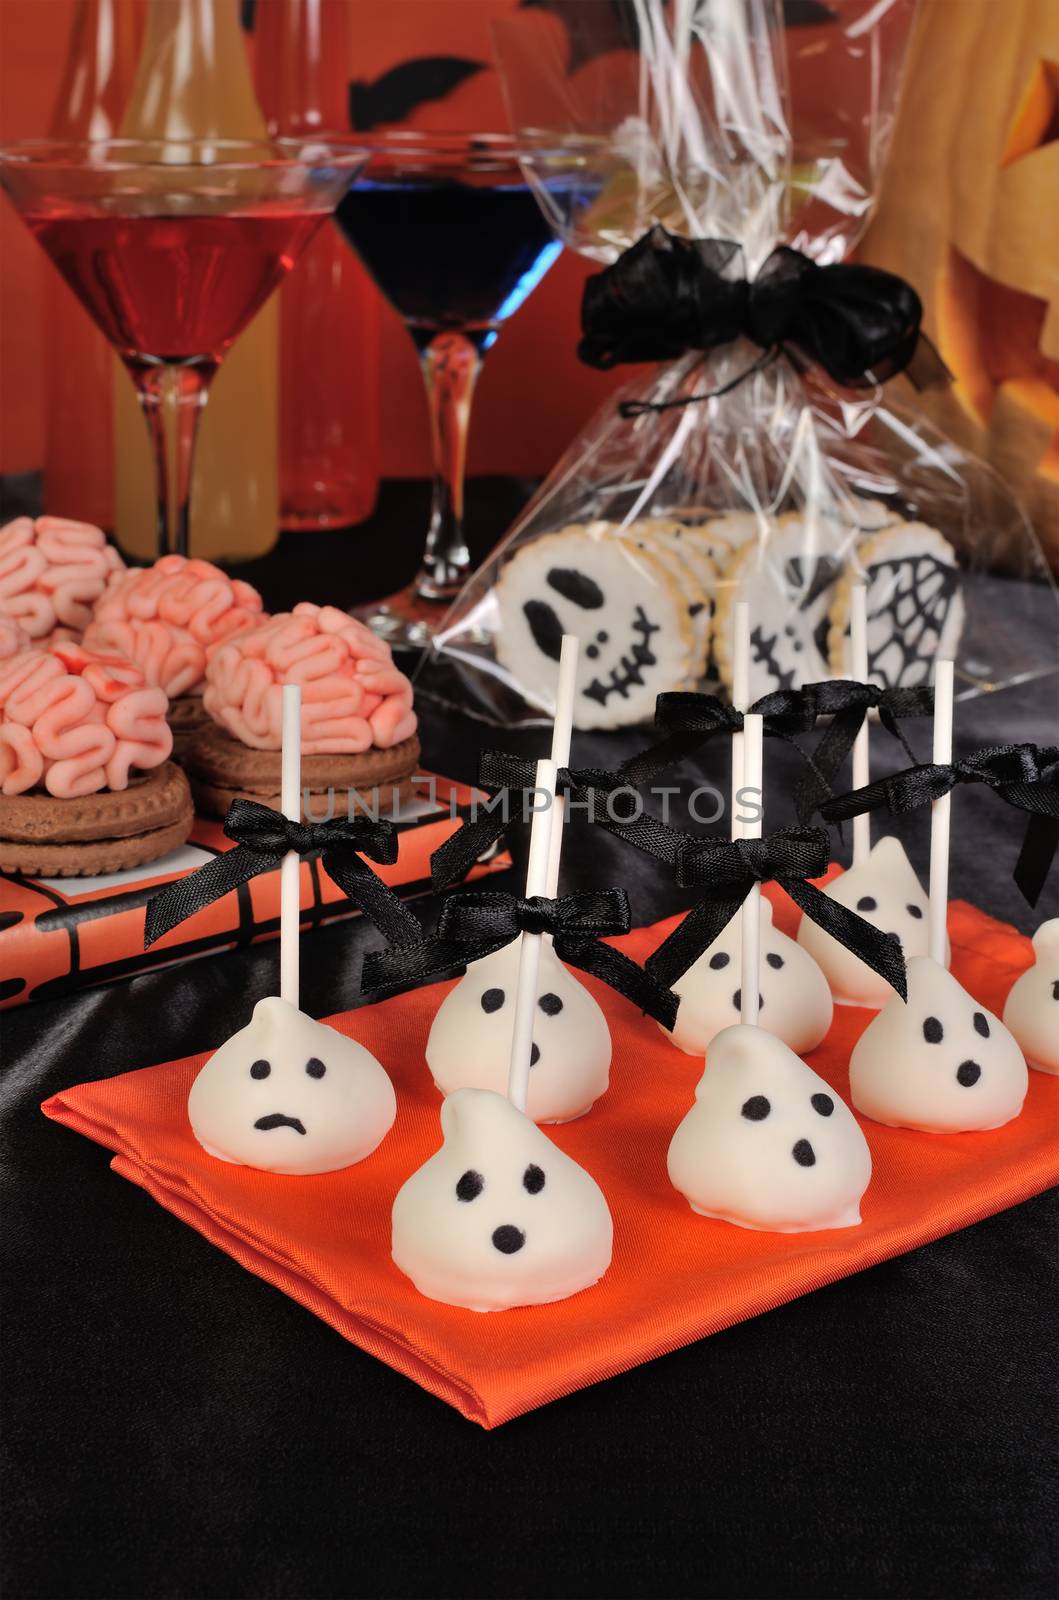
[3,482,1057,1600]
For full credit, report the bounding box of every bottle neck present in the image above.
[121,0,266,141]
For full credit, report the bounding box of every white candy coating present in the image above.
[426,942,611,1122]
[391,1088,613,1311]
[797,835,942,1007]
[665,897,833,1057]
[1002,918,1059,1076]
[188,996,396,1174]
[667,1024,872,1233]
[850,956,1028,1132]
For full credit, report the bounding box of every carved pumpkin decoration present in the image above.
[861,0,1059,568]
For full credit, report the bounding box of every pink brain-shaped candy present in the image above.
[86,554,264,698]
[203,603,417,754]
[0,641,171,798]
[0,516,125,640]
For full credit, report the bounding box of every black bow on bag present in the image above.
[645,825,908,996]
[794,679,933,823]
[361,887,679,1028]
[144,798,423,948]
[618,686,825,788]
[820,743,1059,907]
[430,750,685,890]
[578,229,944,408]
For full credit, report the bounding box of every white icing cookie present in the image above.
[849,956,1028,1132]
[188,996,396,1175]
[796,835,940,1009]
[663,897,832,1057]
[828,522,965,689]
[391,1087,613,1311]
[614,526,711,682]
[713,518,841,703]
[667,1023,872,1233]
[1002,918,1059,1076]
[426,941,612,1122]
[494,528,693,729]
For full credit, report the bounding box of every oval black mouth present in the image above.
[254,1114,307,1135]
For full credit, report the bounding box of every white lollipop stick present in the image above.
[739,713,764,1027]
[544,634,580,899]
[730,600,751,829]
[849,584,871,868]
[280,683,301,1007]
[928,659,954,967]
[507,756,558,1113]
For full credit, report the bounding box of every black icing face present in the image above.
[866,556,959,689]
[739,1089,835,1167]
[248,1055,330,1136]
[919,1008,990,1089]
[476,983,566,1069]
[453,1162,547,1254]
[522,566,663,709]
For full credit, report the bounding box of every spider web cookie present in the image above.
[828,522,965,689]
[494,527,695,729]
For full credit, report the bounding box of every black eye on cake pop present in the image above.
[456,1170,484,1202]
[250,1059,270,1080]
[530,1043,540,1067]
[811,1092,834,1116]
[538,993,563,1016]
[907,903,924,919]
[1053,981,1059,1001]
[492,1225,526,1254]
[923,1016,944,1044]
[709,951,730,970]
[792,1139,816,1166]
[766,952,784,970]
[305,1057,326,1079]
[741,1095,770,1121]
[973,1011,990,1039]
[857,896,878,912]
[732,989,764,1012]
[523,1164,546,1194]
[956,1060,982,1087]
[481,988,505,1014]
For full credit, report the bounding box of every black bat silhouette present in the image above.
[349,57,486,132]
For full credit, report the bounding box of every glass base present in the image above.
[352,582,459,650]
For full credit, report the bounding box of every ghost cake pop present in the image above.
[391,1085,613,1310]
[426,940,611,1121]
[849,662,1028,1132]
[1002,920,1059,1075]
[392,642,614,1309]
[798,585,938,1006]
[667,701,872,1231]
[186,685,396,1173]
[426,636,611,1121]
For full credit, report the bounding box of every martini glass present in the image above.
[0,138,367,559]
[334,132,563,647]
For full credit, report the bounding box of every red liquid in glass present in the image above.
[26,209,324,366]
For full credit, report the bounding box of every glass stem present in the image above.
[130,361,215,559]
[416,331,482,604]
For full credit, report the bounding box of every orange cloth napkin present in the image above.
[43,887,1059,1429]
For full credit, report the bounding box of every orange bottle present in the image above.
[45,0,144,528]
[255,0,380,528]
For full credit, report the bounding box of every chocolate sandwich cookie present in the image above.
[167,692,211,763]
[185,725,422,818]
[0,761,193,877]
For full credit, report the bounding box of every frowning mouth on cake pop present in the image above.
[253,1112,307,1135]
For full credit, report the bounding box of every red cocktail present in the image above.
[1,139,366,557]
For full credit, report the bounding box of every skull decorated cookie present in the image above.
[827,522,965,690]
[850,957,1028,1132]
[494,528,694,728]
[663,897,833,1057]
[426,941,611,1122]
[391,1088,614,1311]
[1002,919,1059,1076]
[796,835,941,1008]
[667,1024,872,1233]
[188,996,396,1174]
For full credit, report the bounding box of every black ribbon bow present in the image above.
[362,887,679,1029]
[794,679,933,824]
[430,751,685,890]
[619,686,824,788]
[820,743,1059,907]
[144,798,423,948]
[645,825,907,997]
[578,229,934,393]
